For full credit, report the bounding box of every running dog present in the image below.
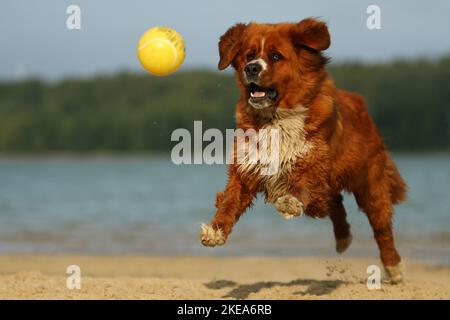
[200,18,407,283]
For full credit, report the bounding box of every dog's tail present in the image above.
[386,156,407,204]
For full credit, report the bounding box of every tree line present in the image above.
[0,57,449,153]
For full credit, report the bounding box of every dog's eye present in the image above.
[246,51,255,61]
[270,52,282,62]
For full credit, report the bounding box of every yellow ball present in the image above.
[137,26,185,76]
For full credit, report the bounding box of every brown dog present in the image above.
[200,18,407,283]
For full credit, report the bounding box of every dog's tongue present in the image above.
[252,91,266,98]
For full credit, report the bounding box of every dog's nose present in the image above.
[245,63,262,77]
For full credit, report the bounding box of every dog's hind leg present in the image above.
[329,194,352,254]
[354,163,404,283]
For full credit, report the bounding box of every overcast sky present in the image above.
[1,0,449,80]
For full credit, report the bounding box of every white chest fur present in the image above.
[236,106,312,203]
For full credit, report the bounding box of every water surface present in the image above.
[0,154,449,263]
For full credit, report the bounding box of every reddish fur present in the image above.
[209,18,407,269]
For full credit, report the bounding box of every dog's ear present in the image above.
[290,18,330,51]
[218,23,247,70]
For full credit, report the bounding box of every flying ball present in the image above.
[137,26,185,76]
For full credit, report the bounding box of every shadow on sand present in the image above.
[204,278,347,299]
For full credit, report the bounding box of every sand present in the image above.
[0,255,449,299]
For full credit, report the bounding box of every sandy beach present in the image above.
[0,255,449,299]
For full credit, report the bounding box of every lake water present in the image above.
[0,154,449,263]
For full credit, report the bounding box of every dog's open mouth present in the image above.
[248,83,278,109]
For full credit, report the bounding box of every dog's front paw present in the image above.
[275,195,304,219]
[200,223,226,247]
[385,260,405,284]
